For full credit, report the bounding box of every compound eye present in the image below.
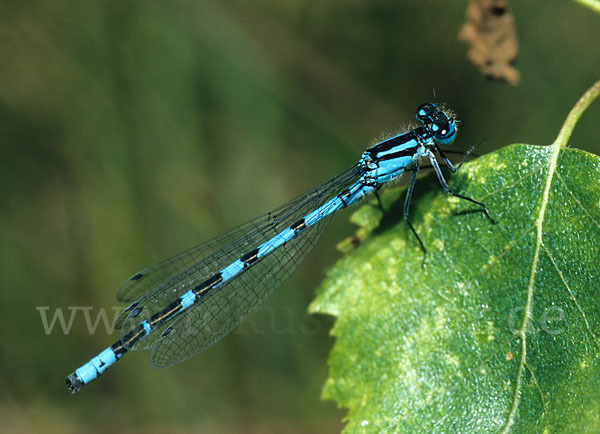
[434,121,456,145]
[431,118,447,132]
[416,103,437,123]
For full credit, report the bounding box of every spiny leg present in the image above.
[428,151,495,224]
[403,166,428,267]
[419,149,479,172]
[435,140,486,172]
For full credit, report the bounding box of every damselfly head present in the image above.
[415,103,457,146]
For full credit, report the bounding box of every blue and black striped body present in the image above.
[66,103,459,392]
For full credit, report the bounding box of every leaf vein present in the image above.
[524,362,550,432]
[555,171,600,229]
[502,143,559,433]
[478,164,545,202]
[543,242,600,351]
[476,225,536,278]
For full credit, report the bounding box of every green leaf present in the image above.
[310,84,600,432]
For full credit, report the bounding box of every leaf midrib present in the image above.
[501,142,562,433]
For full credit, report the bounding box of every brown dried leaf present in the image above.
[459,0,520,85]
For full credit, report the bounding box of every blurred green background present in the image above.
[1,0,598,433]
